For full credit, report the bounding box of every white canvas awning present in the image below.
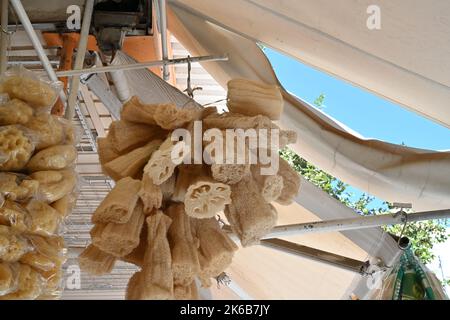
[167,1,450,211]
[168,0,450,128]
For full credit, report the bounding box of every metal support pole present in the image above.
[9,0,66,102]
[56,54,228,77]
[225,209,450,240]
[260,238,366,274]
[157,0,169,80]
[1,0,8,73]
[65,0,94,120]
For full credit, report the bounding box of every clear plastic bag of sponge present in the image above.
[0,65,63,113]
[0,262,21,297]
[0,125,39,172]
[0,172,40,203]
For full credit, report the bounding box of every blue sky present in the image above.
[265,48,450,151]
[264,48,450,287]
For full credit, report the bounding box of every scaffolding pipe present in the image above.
[226,209,450,240]
[157,0,169,80]
[9,0,66,102]
[260,238,366,274]
[56,54,228,77]
[1,0,8,73]
[109,70,131,102]
[65,0,94,120]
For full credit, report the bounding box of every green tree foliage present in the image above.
[313,93,326,110]
[280,94,448,264]
[279,148,448,264]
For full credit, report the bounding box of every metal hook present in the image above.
[183,55,202,98]
[390,203,411,250]
[216,214,226,228]
[397,210,409,250]
[216,272,231,289]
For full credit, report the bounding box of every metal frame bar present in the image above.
[56,54,228,77]
[1,0,8,73]
[225,209,450,240]
[65,0,94,120]
[9,0,66,102]
[260,238,366,274]
[156,0,170,81]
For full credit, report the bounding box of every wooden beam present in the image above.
[80,84,106,138]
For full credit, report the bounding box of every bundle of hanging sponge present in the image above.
[81,78,301,300]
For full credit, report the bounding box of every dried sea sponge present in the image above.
[103,140,162,181]
[38,261,62,295]
[121,96,157,125]
[201,106,219,119]
[211,163,250,185]
[0,226,30,262]
[275,157,301,205]
[0,263,44,300]
[143,137,183,185]
[192,218,238,286]
[251,164,284,202]
[126,271,144,300]
[0,126,34,171]
[138,174,162,214]
[91,177,141,224]
[30,170,77,203]
[97,136,121,165]
[109,120,166,153]
[225,176,278,247]
[203,113,275,130]
[79,244,116,276]
[24,114,64,150]
[0,75,57,108]
[166,203,200,286]
[0,200,30,232]
[0,262,13,293]
[0,99,33,125]
[61,118,77,146]
[139,211,174,300]
[172,165,201,202]
[50,194,76,218]
[174,281,199,300]
[26,145,77,171]
[160,173,176,201]
[279,130,297,148]
[153,104,202,130]
[182,169,231,219]
[122,222,147,267]
[91,202,145,257]
[20,250,56,273]
[0,173,39,201]
[26,235,66,265]
[25,200,61,236]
